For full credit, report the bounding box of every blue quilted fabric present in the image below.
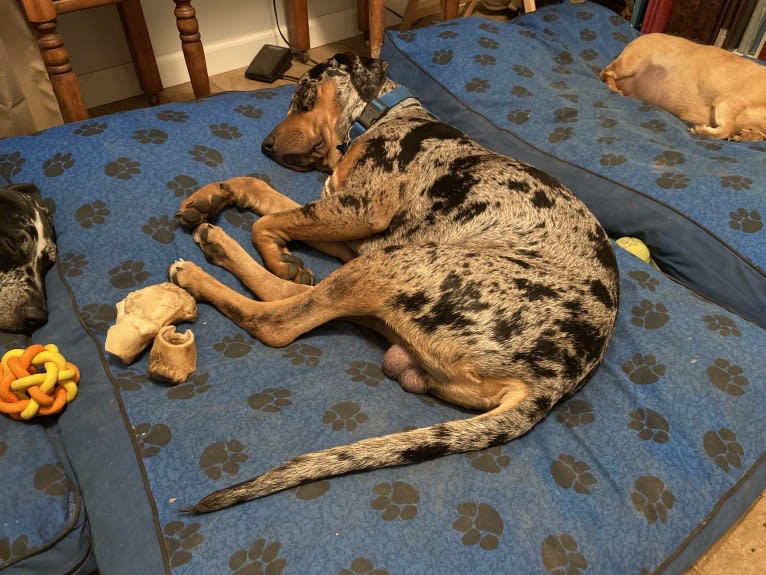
[382,0,766,328]
[0,29,765,574]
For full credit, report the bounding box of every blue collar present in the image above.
[341,86,419,151]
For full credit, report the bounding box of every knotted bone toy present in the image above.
[0,344,79,420]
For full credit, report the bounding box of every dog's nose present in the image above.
[23,309,48,334]
[261,133,275,156]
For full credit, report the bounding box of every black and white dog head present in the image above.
[0,184,57,334]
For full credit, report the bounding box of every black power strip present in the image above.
[245,44,293,83]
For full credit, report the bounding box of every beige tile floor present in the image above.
[89,25,766,575]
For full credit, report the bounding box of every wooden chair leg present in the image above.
[173,0,210,98]
[32,19,88,122]
[285,0,309,53]
[118,0,162,104]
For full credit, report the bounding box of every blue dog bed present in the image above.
[1,3,765,573]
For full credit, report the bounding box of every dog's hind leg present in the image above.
[689,99,738,140]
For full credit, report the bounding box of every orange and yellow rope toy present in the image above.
[0,344,79,420]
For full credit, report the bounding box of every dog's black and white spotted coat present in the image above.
[0,184,56,334]
[170,52,620,513]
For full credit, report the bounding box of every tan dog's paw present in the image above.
[176,182,235,228]
[168,259,207,300]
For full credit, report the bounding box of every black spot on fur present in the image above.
[589,279,615,309]
[513,278,559,300]
[492,310,524,343]
[397,122,466,167]
[393,290,431,313]
[532,189,555,209]
[401,442,450,463]
[454,201,489,224]
[361,136,394,172]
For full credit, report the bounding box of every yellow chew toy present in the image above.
[0,344,80,420]
[616,236,652,265]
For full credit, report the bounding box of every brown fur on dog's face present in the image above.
[261,52,391,172]
[600,33,766,141]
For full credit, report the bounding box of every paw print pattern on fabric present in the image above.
[134,423,172,458]
[223,209,256,232]
[656,172,690,190]
[437,30,459,39]
[0,535,29,564]
[541,534,588,575]
[631,300,669,330]
[553,107,578,123]
[628,271,659,291]
[163,521,203,568]
[43,152,75,177]
[565,540,605,575]
[75,200,110,228]
[0,151,25,181]
[0,441,6,457]
[720,175,752,191]
[74,122,107,136]
[339,557,389,575]
[142,215,177,244]
[248,388,292,412]
[703,315,741,337]
[640,119,667,133]
[167,175,199,198]
[704,429,744,472]
[555,399,595,428]
[283,343,321,366]
[234,104,264,119]
[511,86,533,98]
[631,476,675,524]
[214,334,254,358]
[432,48,453,65]
[466,78,490,93]
[729,208,763,233]
[346,361,384,386]
[466,446,510,473]
[132,129,168,145]
[229,538,286,575]
[473,54,496,66]
[105,157,141,180]
[653,150,685,167]
[33,463,72,496]
[210,123,242,140]
[113,369,147,392]
[600,153,626,166]
[323,401,368,432]
[479,36,499,49]
[80,303,114,333]
[190,145,224,167]
[396,31,417,43]
[707,358,749,396]
[551,454,596,495]
[622,354,666,385]
[453,502,503,550]
[295,480,330,501]
[371,481,419,521]
[628,408,670,443]
[108,260,150,289]
[167,373,212,399]
[548,127,574,143]
[513,64,533,77]
[156,110,190,123]
[60,253,88,277]
[199,440,247,480]
[507,110,531,124]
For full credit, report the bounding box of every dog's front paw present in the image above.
[168,259,205,300]
[176,182,234,228]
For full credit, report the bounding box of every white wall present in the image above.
[55,0,407,108]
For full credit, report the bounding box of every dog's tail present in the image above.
[184,395,549,513]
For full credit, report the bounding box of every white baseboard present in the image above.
[80,6,364,109]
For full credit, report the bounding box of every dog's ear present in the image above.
[335,51,388,102]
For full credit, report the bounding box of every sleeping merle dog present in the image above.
[0,184,57,334]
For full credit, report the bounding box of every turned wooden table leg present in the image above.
[368,0,385,58]
[285,0,310,53]
[33,19,88,122]
[173,0,210,98]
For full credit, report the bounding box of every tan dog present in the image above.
[600,33,766,141]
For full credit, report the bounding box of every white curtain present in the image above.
[0,0,63,137]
